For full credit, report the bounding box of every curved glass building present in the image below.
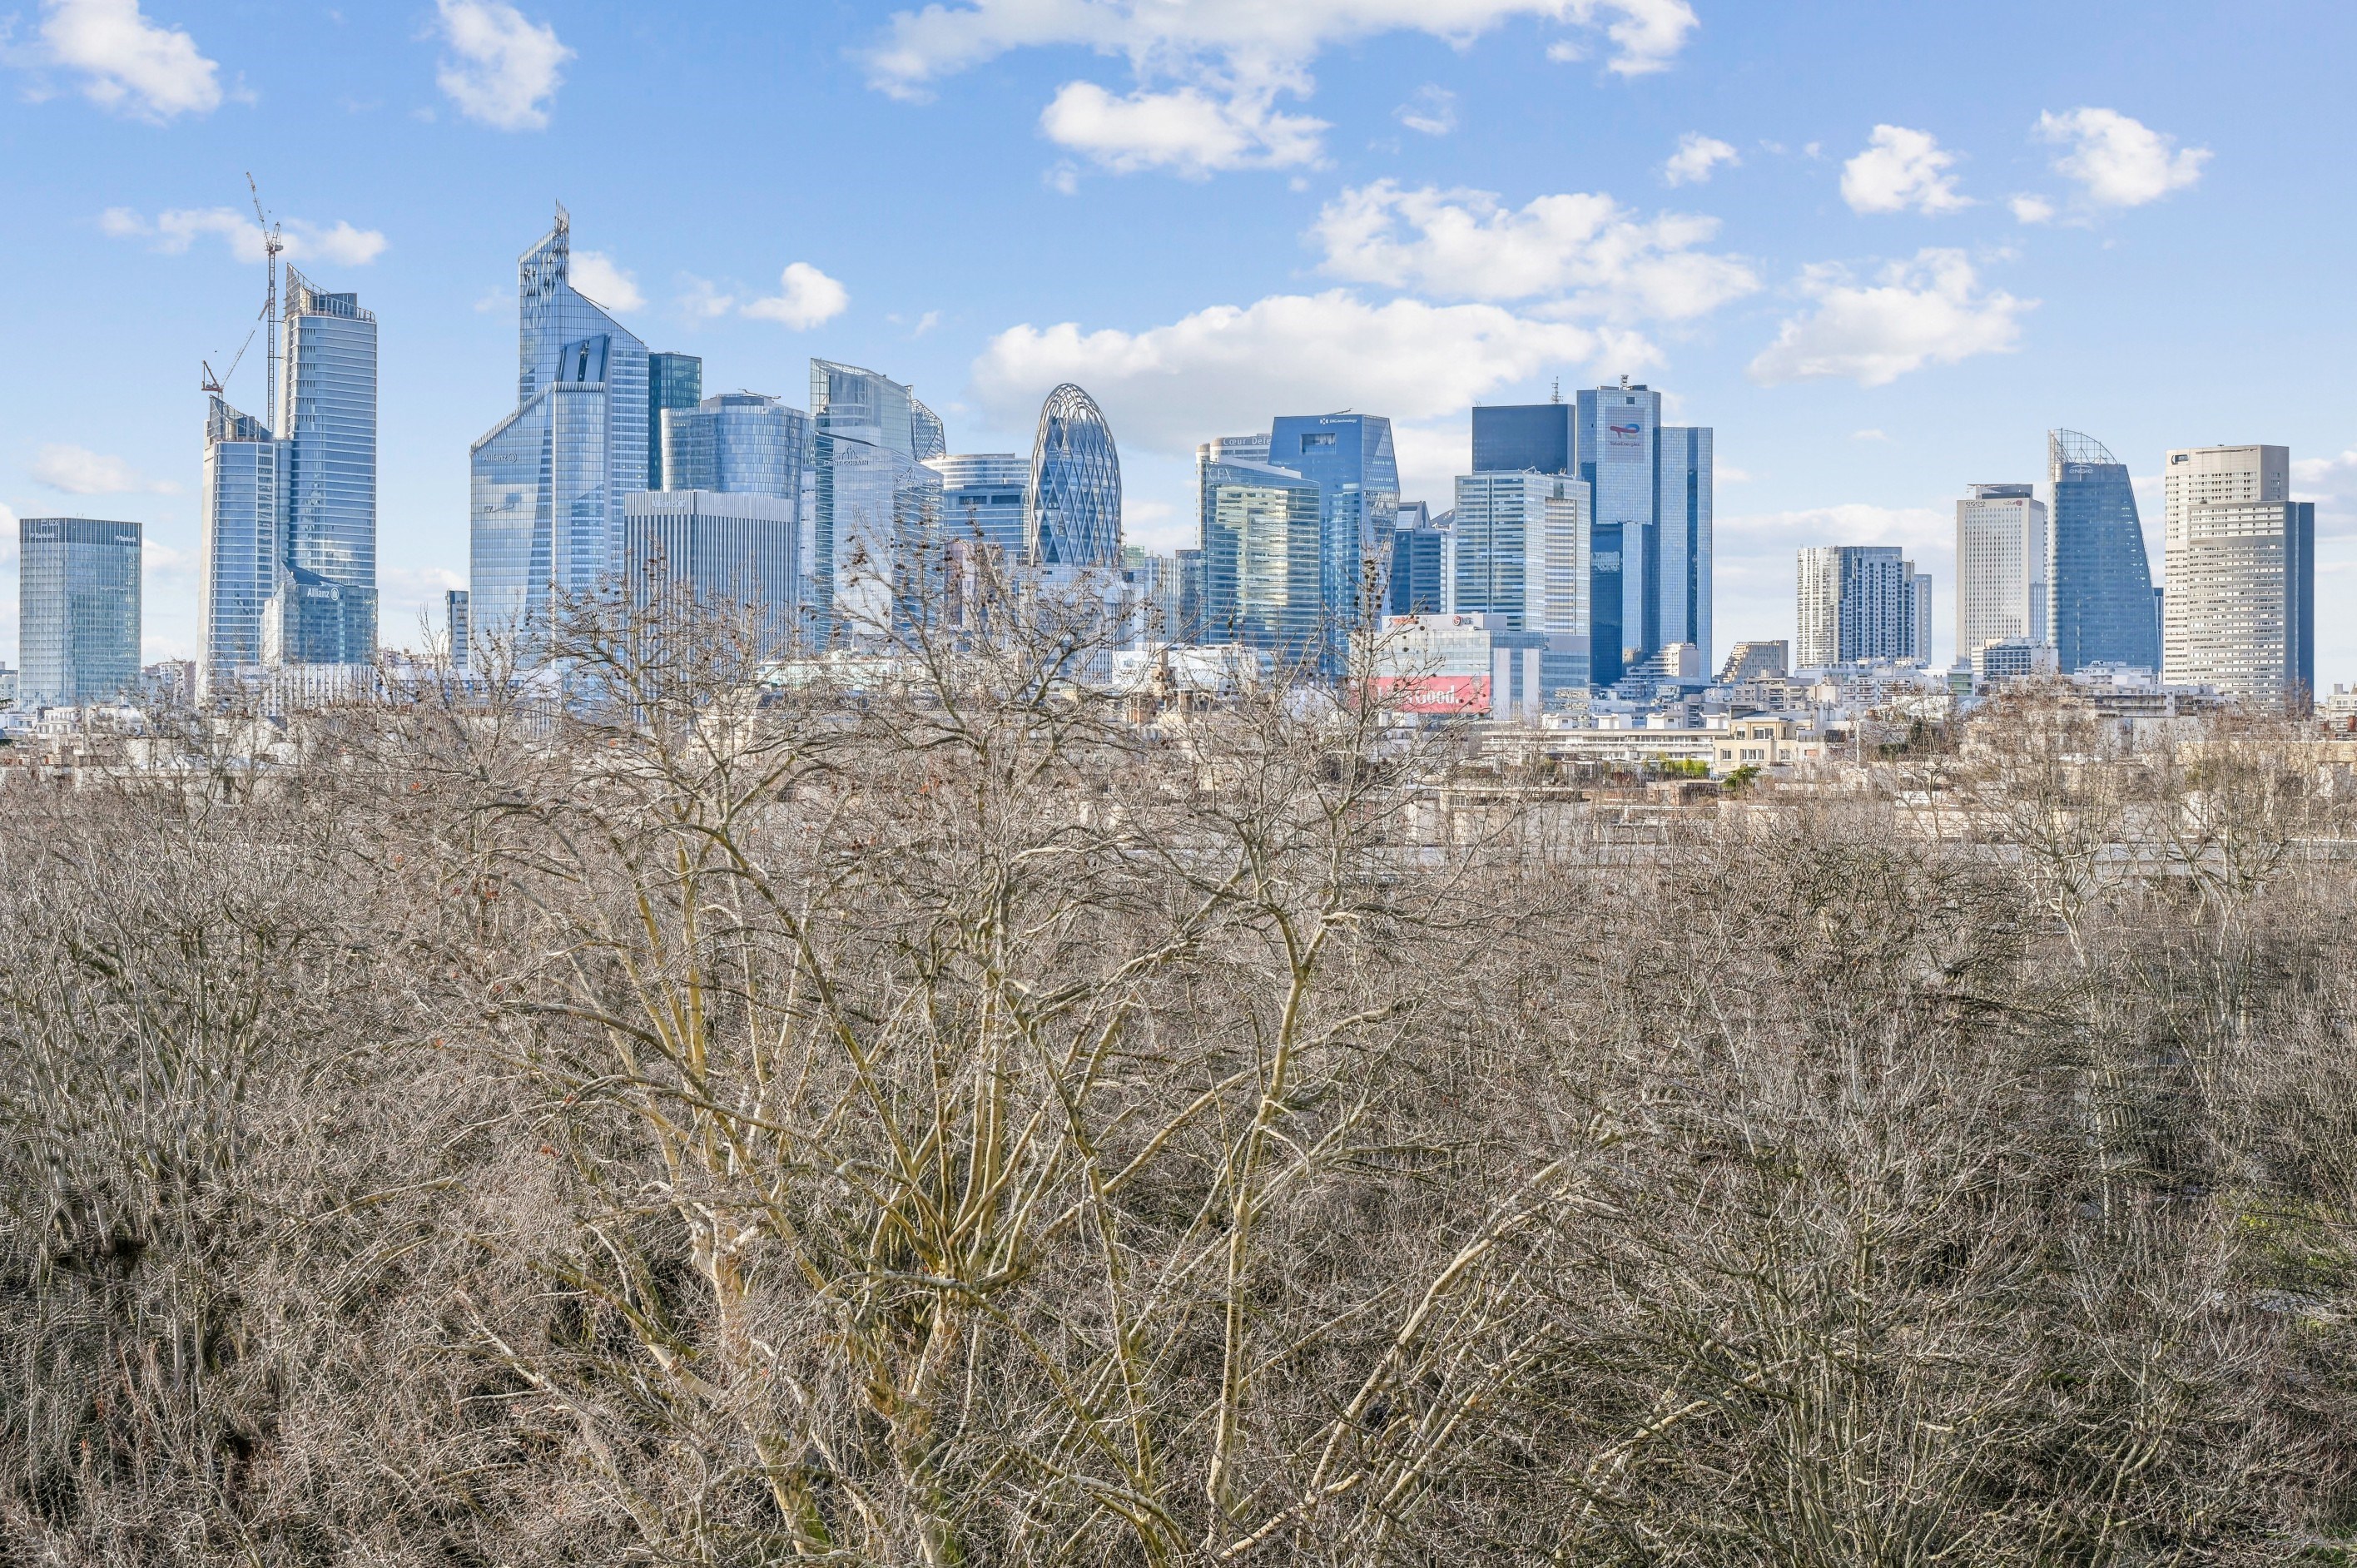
[1027,384,1122,567]
[661,392,809,499]
[2047,429,2160,672]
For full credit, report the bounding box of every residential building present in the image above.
[623,489,803,653]
[201,395,285,686]
[1575,382,1713,682]
[1796,546,1922,667]
[469,206,651,658]
[1719,639,1788,682]
[808,359,945,638]
[1471,400,1575,477]
[645,352,702,490]
[19,517,141,707]
[275,268,379,664]
[1028,384,1123,568]
[1972,637,2058,688]
[2047,429,2160,673]
[1955,483,2047,661]
[928,452,1030,562]
[2161,444,2310,705]
[1197,454,1323,662]
[1122,545,1184,643]
[1451,469,1591,693]
[1268,413,1401,667]
[1714,713,1827,774]
[1909,569,1934,667]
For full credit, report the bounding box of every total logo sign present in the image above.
[1605,420,1646,454]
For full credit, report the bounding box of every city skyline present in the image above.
[2,2,2353,682]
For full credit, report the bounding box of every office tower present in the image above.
[469,206,651,657]
[646,352,702,489]
[1909,569,1933,663]
[1471,400,1574,476]
[1954,483,2047,660]
[1205,432,1269,466]
[1267,413,1400,667]
[2047,429,2159,673]
[1026,384,1123,568]
[661,392,811,499]
[274,268,379,664]
[1174,547,1206,641]
[1575,382,1714,683]
[1197,452,1323,661]
[929,453,1030,562]
[1451,470,1591,692]
[2161,444,2310,703]
[1795,546,1918,667]
[809,359,944,638]
[623,489,803,653]
[446,589,469,669]
[201,395,285,686]
[1389,504,1451,617]
[1121,545,1184,642]
[18,517,141,707]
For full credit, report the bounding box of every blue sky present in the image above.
[3,0,2352,682]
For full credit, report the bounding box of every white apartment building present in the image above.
[1796,546,1923,667]
[1953,483,2047,660]
[2161,444,2310,704]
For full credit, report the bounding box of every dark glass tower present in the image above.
[647,352,702,490]
[2047,429,2161,672]
[1471,402,1574,476]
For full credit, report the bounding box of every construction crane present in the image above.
[201,176,283,404]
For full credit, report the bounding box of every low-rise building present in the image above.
[1714,713,1829,773]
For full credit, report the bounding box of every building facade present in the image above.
[1267,413,1400,668]
[469,206,651,658]
[1451,469,1591,692]
[201,395,285,685]
[1388,506,1452,617]
[276,269,378,662]
[622,489,803,653]
[2161,444,2309,704]
[1028,383,1123,568]
[1954,483,2047,661]
[1796,545,1921,667]
[1470,401,1575,477]
[445,589,469,669]
[1197,455,1323,662]
[1575,383,1712,683]
[809,359,944,638]
[645,351,703,490]
[661,392,810,501]
[928,452,1030,563]
[2047,429,2160,673]
[19,517,141,708]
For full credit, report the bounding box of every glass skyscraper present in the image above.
[201,395,283,685]
[1197,454,1323,662]
[274,268,378,663]
[661,392,811,499]
[469,205,650,658]
[646,351,703,490]
[1266,413,1400,669]
[928,452,1030,562]
[1388,501,1451,617]
[1573,383,1713,684]
[1027,384,1123,567]
[2047,429,2161,673]
[809,359,944,638]
[1451,471,1591,693]
[1471,402,1575,478]
[18,517,141,707]
[623,489,803,654]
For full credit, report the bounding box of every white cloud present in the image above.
[1662,131,1738,186]
[432,0,570,131]
[1749,249,2031,387]
[1040,77,1325,175]
[676,276,737,320]
[1840,125,1970,215]
[866,2,1694,176]
[2035,107,2208,208]
[29,0,221,120]
[2008,194,2055,225]
[743,263,850,330]
[971,290,1645,458]
[32,444,177,495]
[1312,179,1758,320]
[1718,502,1947,553]
[568,251,643,312]
[1395,84,1456,136]
[1851,428,1888,442]
[101,206,388,266]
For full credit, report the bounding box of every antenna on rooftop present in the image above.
[1551,377,1561,404]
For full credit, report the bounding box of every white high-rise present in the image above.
[2162,444,2310,704]
[1451,470,1592,694]
[1954,483,2047,662]
[1796,545,1922,667]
